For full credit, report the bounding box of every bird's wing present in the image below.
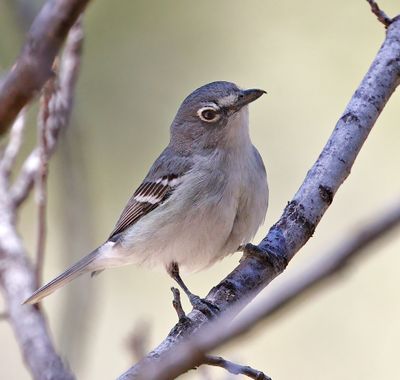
[108,174,183,240]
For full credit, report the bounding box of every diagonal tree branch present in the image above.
[0,0,90,136]
[233,199,400,331]
[118,13,400,380]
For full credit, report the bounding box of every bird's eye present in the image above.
[197,107,220,123]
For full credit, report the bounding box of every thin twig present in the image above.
[34,67,57,287]
[0,110,26,179]
[11,19,84,208]
[366,0,392,27]
[204,355,271,380]
[171,287,186,320]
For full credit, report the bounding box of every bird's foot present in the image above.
[167,261,220,318]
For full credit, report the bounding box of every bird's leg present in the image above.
[167,262,219,318]
[167,262,196,300]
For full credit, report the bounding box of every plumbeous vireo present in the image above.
[25,81,268,306]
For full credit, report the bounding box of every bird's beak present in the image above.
[234,88,266,110]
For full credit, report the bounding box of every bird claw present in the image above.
[168,261,220,318]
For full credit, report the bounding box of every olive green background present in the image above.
[1,1,399,379]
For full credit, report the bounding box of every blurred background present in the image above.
[0,0,399,379]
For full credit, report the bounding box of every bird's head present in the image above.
[170,81,266,153]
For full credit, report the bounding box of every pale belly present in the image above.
[117,172,240,271]
[107,150,268,272]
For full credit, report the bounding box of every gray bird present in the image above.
[24,81,268,308]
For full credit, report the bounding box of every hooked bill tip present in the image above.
[236,88,267,107]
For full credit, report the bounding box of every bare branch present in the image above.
[235,199,400,326]
[204,355,271,380]
[171,287,186,321]
[0,110,26,179]
[11,19,84,207]
[0,0,90,135]
[118,15,400,380]
[366,0,392,27]
[0,174,75,380]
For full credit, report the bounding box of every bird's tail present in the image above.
[24,247,101,305]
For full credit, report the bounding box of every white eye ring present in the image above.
[197,106,221,123]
